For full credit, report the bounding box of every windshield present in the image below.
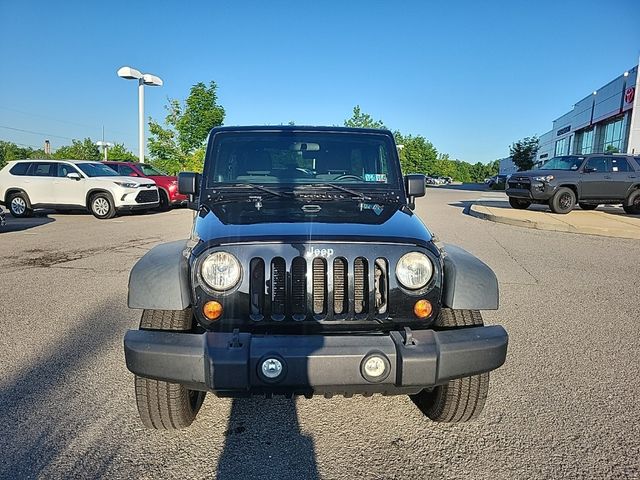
[207,131,399,187]
[140,164,167,176]
[77,163,119,177]
[540,156,584,171]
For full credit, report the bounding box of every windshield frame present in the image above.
[76,162,120,177]
[202,129,406,198]
[539,155,586,171]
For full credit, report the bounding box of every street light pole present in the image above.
[117,66,163,163]
[138,78,145,163]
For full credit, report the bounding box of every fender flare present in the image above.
[128,240,191,310]
[441,244,499,310]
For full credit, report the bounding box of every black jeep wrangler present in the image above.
[506,154,640,214]
[124,126,508,430]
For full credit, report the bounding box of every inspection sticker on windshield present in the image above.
[364,173,387,182]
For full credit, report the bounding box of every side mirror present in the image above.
[66,172,81,180]
[404,174,426,210]
[178,171,201,210]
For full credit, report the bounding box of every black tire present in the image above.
[579,203,598,210]
[410,309,489,422]
[549,187,576,214]
[623,190,640,215]
[89,192,116,219]
[508,197,531,210]
[157,189,171,211]
[7,192,33,218]
[134,308,206,430]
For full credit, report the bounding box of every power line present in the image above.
[0,105,136,138]
[0,125,75,141]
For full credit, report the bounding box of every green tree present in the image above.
[53,138,101,160]
[344,105,386,129]
[509,136,539,171]
[605,144,620,153]
[0,141,35,168]
[106,143,138,161]
[394,132,438,174]
[148,81,225,174]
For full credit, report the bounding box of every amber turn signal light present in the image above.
[413,299,432,319]
[203,301,223,320]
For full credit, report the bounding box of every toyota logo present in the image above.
[625,87,635,104]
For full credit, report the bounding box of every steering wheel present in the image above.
[333,174,363,182]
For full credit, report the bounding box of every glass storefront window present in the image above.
[579,129,594,154]
[555,137,567,156]
[602,116,626,153]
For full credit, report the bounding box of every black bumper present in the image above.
[506,184,556,201]
[124,326,508,396]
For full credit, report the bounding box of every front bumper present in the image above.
[124,325,508,396]
[506,182,556,201]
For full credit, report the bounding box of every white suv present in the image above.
[0,159,160,219]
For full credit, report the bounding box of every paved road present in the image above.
[0,187,638,479]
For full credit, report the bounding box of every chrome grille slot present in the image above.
[312,258,327,315]
[271,258,286,316]
[374,258,388,314]
[291,257,307,314]
[249,258,265,316]
[333,258,347,314]
[354,257,367,314]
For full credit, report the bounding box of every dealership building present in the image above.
[500,63,640,174]
[537,64,640,164]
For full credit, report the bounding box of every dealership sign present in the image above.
[625,87,635,104]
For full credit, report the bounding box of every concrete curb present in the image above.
[469,202,640,240]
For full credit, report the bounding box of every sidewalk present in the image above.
[469,194,640,240]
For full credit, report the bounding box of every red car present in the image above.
[103,161,187,210]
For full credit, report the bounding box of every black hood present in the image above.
[193,199,433,248]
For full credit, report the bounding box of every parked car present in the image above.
[0,207,5,227]
[124,125,508,430]
[506,154,640,214]
[103,161,187,210]
[0,159,159,219]
[488,174,508,190]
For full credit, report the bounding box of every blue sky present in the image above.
[1,0,639,163]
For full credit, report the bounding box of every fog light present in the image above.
[413,299,432,319]
[203,301,223,320]
[360,352,390,383]
[261,358,283,379]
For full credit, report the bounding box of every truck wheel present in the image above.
[623,190,640,214]
[89,193,116,219]
[508,197,531,209]
[579,203,598,210]
[134,308,206,430]
[8,192,33,218]
[549,187,575,214]
[410,309,489,422]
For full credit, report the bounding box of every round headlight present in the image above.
[396,252,433,290]
[200,252,241,291]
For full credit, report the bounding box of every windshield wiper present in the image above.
[296,183,371,201]
[215,183,289,198]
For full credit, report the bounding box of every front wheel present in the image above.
[89,193,116,219]
[134,309,206,430]
[623,190,640,214]
[157,189,171,212]
[508,197,531,210]
[410,309,490,422]
[549,187,575,214]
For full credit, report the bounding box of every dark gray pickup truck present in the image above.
[506,154,640,214]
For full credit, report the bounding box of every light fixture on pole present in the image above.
[95,141,113,161]
[117,66,163,163]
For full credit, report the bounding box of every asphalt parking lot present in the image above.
[1,187,639,479]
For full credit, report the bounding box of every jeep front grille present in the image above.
[250,254,388,321]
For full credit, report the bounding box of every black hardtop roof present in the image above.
[208,125,395,136]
